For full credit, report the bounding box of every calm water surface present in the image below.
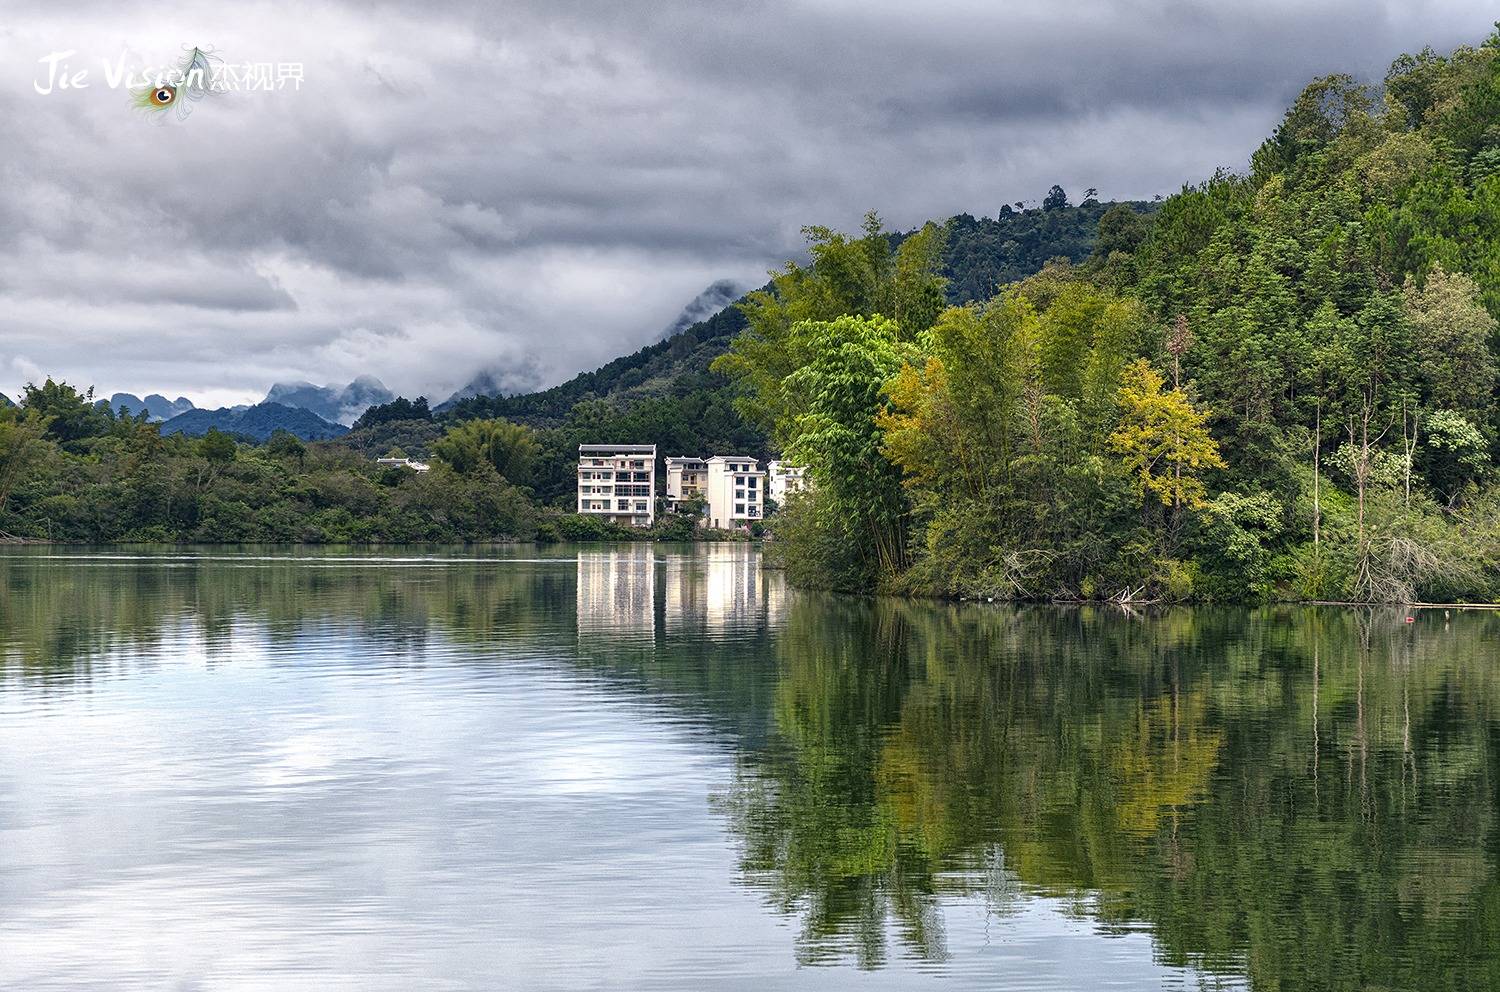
[0,545,1496,990]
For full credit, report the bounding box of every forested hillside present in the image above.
[445,196,1145,427]
[430,197,1149,503]
[715,33,1500,603]
[943,195,1153,301]
[160,402,349,442]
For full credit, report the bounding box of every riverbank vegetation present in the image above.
[0,381,757,544]
[722,33,1500,603]
[0,381,540,543]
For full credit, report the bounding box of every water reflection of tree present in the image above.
[6,553,1499,988]
[717,597,1500,988]
[0,552,572,677]
[712,597,943,967]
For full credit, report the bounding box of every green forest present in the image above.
[714,33,1500,604]
[4,31,1500,603]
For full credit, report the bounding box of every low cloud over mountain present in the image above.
[657,280,747,341]
[1,1,1490,405]
[263,376,395,425]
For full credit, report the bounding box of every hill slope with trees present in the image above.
[712,30,1500,603]
[161,402,350,442]
[443,197,1150,427]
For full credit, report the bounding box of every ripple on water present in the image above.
[2,550,1491,990]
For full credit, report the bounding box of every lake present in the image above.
[0,545,1496,990]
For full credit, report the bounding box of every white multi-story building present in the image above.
[664,456,708,513]
[576,444,656,527]
[767,460,808,503]
[704,455,764,530]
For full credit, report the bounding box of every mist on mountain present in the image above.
[263,376,395,425]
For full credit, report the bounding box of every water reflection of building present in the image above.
[704,545,761,632]
[661,553,704,632]
[664,545,783,637]
[576,545,784,647]
[575,547,657,643]
[763,562,787,629]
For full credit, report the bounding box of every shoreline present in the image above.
[3,540,1495,609]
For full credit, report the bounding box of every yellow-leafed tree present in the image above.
[1109,359,1225,510]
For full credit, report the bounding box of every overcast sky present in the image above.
[0,1,1493,407]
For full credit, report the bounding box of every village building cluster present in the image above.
[576,444,807,529]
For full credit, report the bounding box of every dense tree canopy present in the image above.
[432,418,539,483]
[0,380,542,544]
[713,30,1500,603]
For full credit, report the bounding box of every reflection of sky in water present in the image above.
[0,550,1237,990]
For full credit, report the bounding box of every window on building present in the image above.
[735,503,745,515]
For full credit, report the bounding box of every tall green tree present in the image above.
[433,418,539,483]
[1402,265,1498,417]
[779,314,914,585]
[0,406,50,524]
[21,379,112,444]
[712,213,947,441]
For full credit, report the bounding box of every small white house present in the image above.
[376,457,430,473]
[767,460,807,503]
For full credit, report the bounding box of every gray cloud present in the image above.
[0,0,1492,406]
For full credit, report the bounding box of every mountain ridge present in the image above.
[161,402,349,442]
[106,393,196,422]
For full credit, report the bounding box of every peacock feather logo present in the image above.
[131,46,223,121]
